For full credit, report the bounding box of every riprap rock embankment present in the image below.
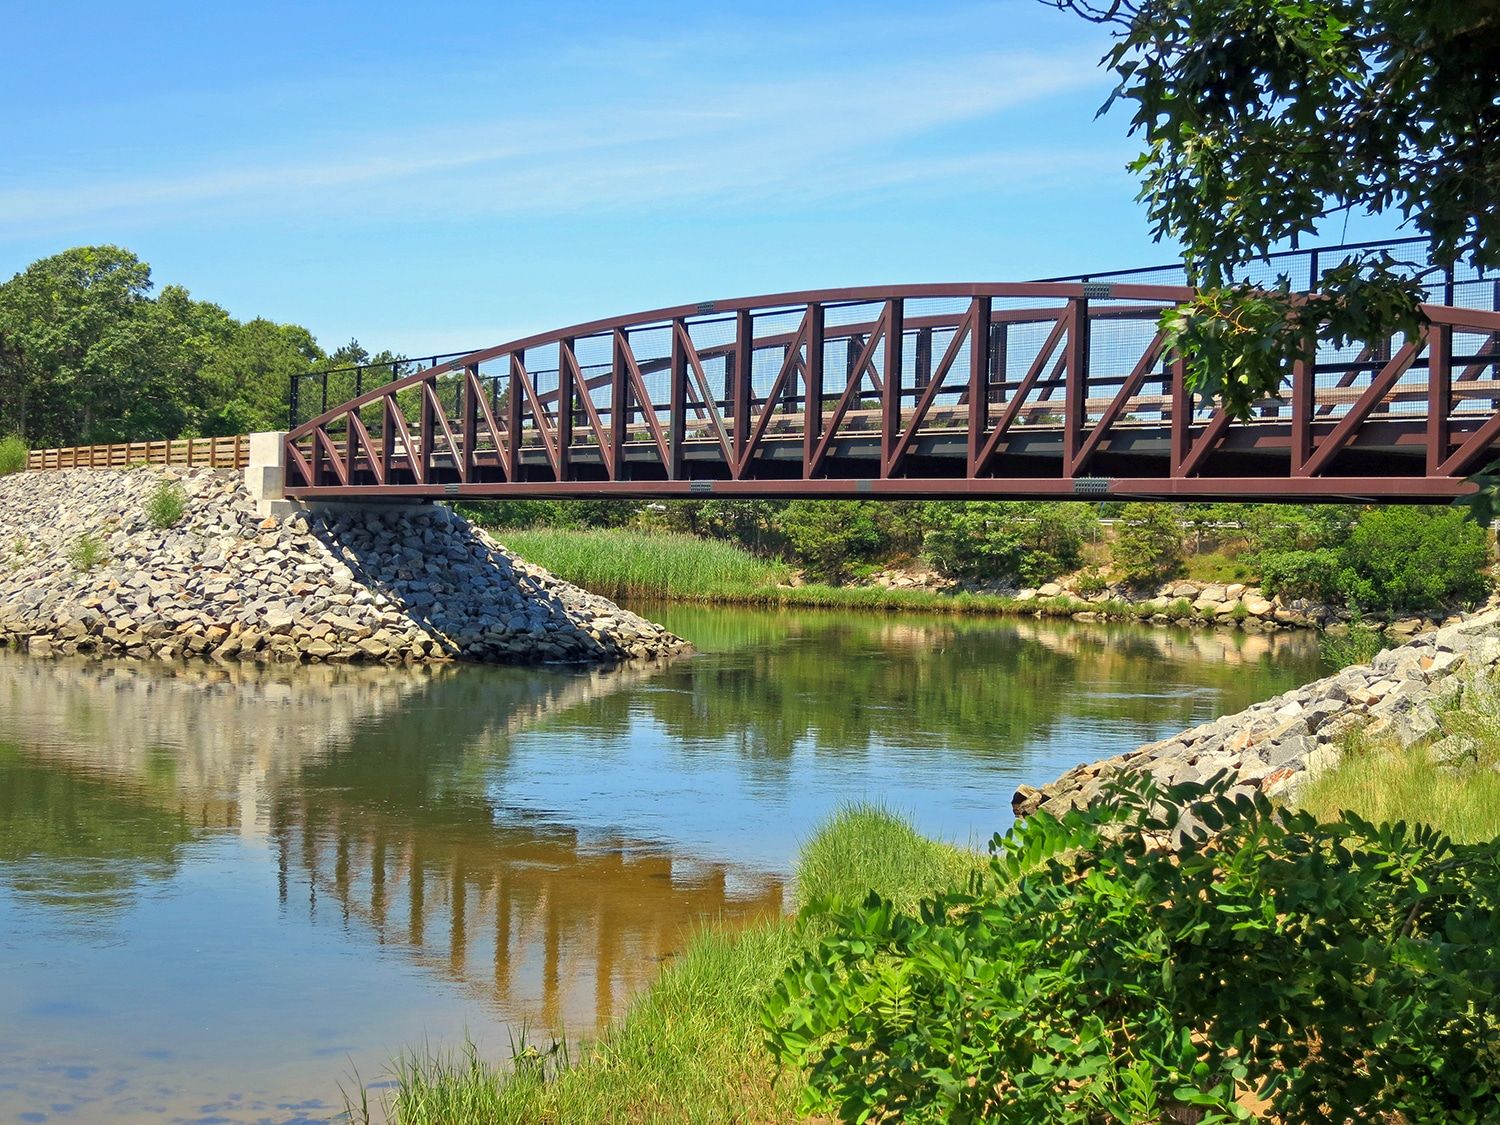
[1014,608,1500,818]
[0,468,689,665]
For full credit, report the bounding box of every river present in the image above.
[0,607,1321,1124]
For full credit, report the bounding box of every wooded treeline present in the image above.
[0,245,387,447]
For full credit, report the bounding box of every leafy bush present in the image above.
[144,479,187,529]
[779,501,887,583]
[765,775,1500,1125]
[67,533,106,572]
[0,434,27,475]
[1110,502,1183,586]
[923,501,1097,585]
[1258,547,1342,602]
[1074,570,1108,597]
[1338,505,1491,613]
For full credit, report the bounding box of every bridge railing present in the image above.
[26,435,250,472]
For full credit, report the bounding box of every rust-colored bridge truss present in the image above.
[285,276,1500,503]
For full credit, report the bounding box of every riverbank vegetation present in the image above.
[348,805,977,1125]
[472,497,1494,621]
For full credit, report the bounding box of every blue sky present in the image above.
[2,1,1405,358]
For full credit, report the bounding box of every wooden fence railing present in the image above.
[26,436,249,472]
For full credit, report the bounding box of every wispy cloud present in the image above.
[0,44,1115,238]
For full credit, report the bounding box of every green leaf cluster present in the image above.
[1054,0,1499,417]
[923,501,1099,586]
[765,773,1500,1123]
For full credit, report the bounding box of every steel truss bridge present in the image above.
[284,240,1500,503]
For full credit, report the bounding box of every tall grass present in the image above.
[350,806,977,1125]
[1299,668,1500,843]
[1297,742,1500,843]
[499,528,789,600]
[499,527,1172,622]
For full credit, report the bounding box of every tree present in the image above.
[780,501,887,583]
[1111,502,1183,586]
[1049,1,1500,419]
[197,318,323,435]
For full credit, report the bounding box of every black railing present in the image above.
[1035,236,1497,309]
[288,352,475,430]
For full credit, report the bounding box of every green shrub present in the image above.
[1259,546,1342,602]
[1110,502,1183,586]
[67,533,106,572]
[0,434,27,475]
[923,501,1097,586]
[765,775,1500,1125]
[1074,570,1108,597]
[1337,505,1491,613]
[144,479,187,529]
[779,501,887,584]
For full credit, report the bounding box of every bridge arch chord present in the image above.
[283,283,1500,503]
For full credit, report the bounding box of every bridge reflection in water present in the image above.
[0,653,785,1035]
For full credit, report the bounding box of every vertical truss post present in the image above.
[1428,321,1453,476]
[611,332,629,480]
[804,302,824,477]
[915,327,932,389]
[508,353,525,481]
[381,396,395,482]
[1063,297,1089,476]
[881,299,905,477]
[1291,345,1313,474]
[1169,349,1190,475]
[967,297,992,474]
[557,337,574,483]
[989,320,1006,403]
[419,373,435,482]
[733,310,752,472]
[669,318,688,481]
[463,364,479,481]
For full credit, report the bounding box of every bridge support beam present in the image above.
[247,431,295,518]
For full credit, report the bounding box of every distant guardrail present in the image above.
[26,435,250,472]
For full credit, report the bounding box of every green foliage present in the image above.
[0,434,26,475]
[765,773,1500,1124]
[1110,502,1183,586]
[0,244,373,448]
[779,501,887,583]
[923,501,1097,585]
[144,479,187,530]
[1056,0,1498,417]
[1257,547,1342,602]
[1299,738,1500,846]
[67,533,106,572]
[1258,507,1493,613]
[1319,618,1391,671]
[1074,570,1108,597]
[1338,505,1491,613]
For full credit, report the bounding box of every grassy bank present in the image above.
[1298,674,1500,842]
[352,806,977,1125]
[497,527,1229,624]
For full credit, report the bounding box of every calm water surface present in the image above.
[0,607,1321,1123]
